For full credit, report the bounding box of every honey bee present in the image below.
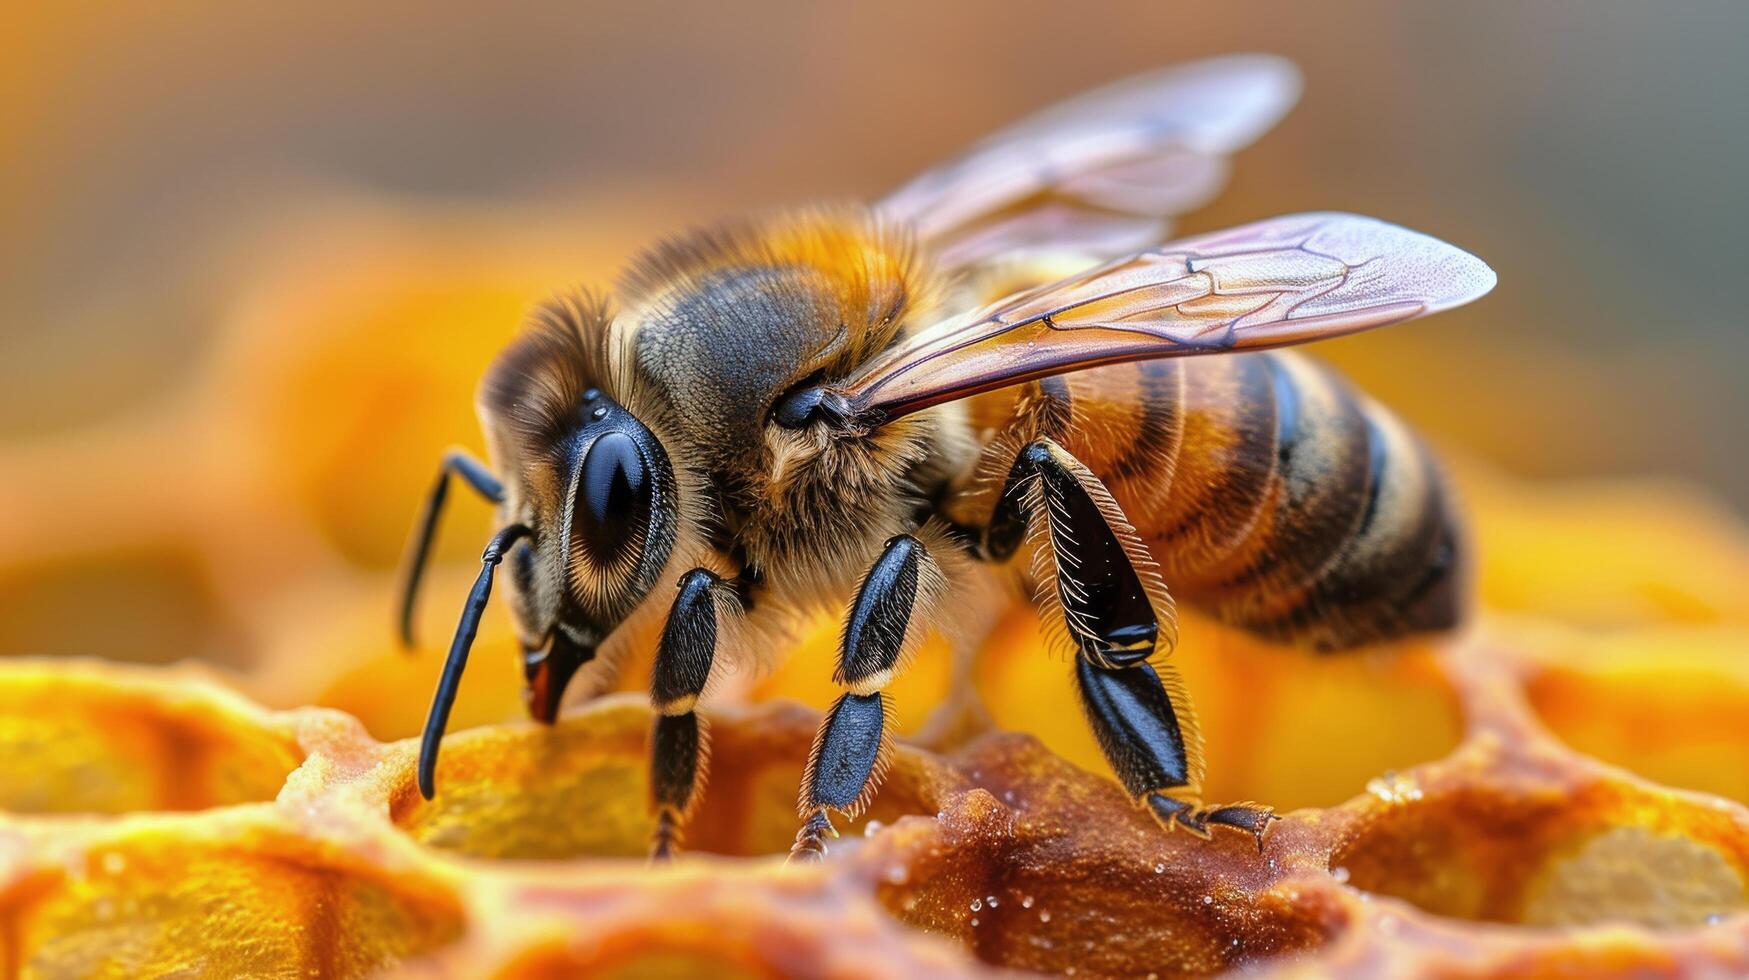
[397,55,1494,861]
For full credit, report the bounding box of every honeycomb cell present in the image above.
[854,733,1348,978]
[416,861,987,979]
[390,700,653,860]
[389,697,945,860]
[3,819,465,978]
[1330,771,1749,928]
[0,663,303,814]
[1521,824,1745,928]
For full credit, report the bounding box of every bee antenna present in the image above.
[417,523,531,800]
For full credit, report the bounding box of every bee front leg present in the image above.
[788,534,942,864]
[646,568,736,861]
[999,438,1277,851]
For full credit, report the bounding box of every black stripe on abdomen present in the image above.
[1194,354,1374,608]
[1109,360,1180,481]
[1201,372,1463,651]
[1276,419,1457,651]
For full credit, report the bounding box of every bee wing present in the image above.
[843,213,1496,421]
[877,55,1301,271]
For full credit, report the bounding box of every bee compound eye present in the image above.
[574,431,651,561]
[772,385,850,429]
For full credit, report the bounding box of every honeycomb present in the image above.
[3,207,1749,977]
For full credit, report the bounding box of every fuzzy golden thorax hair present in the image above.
[617,208,959,593]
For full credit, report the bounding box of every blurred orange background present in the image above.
[3,4,1747,811]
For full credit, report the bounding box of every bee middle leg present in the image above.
[995,438,1277,850]
[787,533,941,864]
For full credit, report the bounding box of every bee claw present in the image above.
[787,811,834,866]
[648,810,683,865]
[1147,794,1277,852]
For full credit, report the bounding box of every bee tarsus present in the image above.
[788,811,834,865]
[1146,795,1279,853]
[648,713,703,863]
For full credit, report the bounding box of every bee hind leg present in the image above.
[1004,438,1277,851]
[788,534,941,864]
[645,568,733,862]
[1076,658,1276,852]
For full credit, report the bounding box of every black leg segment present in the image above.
[417,522,530,800]
[1000,438,1276,850]
[1003,441,1161,668]
[648,568,731,860]
[789,534,937,863]
[1075,656,1191,800]
[836,534,925,694]
[803,692,887,811]
[398,449,507,648]
[651,569,724,714]
[1147,795,1279,844]
[649,712,703,860]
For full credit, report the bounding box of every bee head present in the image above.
[479,292,686,718]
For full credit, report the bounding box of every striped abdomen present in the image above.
[980,351,1464,651]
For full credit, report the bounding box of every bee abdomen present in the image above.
[1271,411,1464,651]
[1046,351,1464,652]
[1163,352,1463,650]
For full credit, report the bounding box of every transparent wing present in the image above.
[843,213,1497,421]
[877,55,1301,271]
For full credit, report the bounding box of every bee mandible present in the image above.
[396,55,1496,861]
